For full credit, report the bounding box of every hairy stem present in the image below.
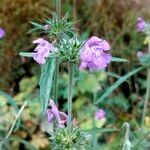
[53,58,59,104]
[67,62,74,129]
[92,92,97,150]
[56,0,61,20]
[141,37,150,129]
[5,101,28,139]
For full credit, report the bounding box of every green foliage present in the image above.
[76,71,106,93]
[29,13,75,38]
[85,127,119,134]
[14,76,38,101]
[111,57,128,62]
[102,94,130,112]
[139,54,150,67]
[49,126,91,150]
[19,52,33,57]
[20,77,38,93]
[39,57,55,113]
[57,37,82,62]
[0,90,18,112]
[95,66,144,104]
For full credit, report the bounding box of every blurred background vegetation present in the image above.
[0,0,150,149]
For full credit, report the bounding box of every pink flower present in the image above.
[79,36,111,71]
[136,17,146,32]
[32,38,57,64]
[46,99,68,127]
[0,28,5,38]
[95,109,105,120]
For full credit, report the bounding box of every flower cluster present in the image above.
[46,99,68,127]
[79,36,111,71]
[32,38,57,64]
[136,17,146,32]
[0,28,5,38]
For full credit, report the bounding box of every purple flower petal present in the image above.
[46,110,54,123]
[136,17,146,32]
[32,38,57,64]
[0,28,5,38]
[95,109,105,120]
[80,36,111,71]
[98,39,110,51]
[87,36,102,47]
[59,111,68,124]
[80,44,93,62]
[46,99,68,127]
[33,38,46,44]
[79,62,88,70]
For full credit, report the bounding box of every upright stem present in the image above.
[53,0,61,104]
[141,37,150,129]
[67,62,74,129]
[53,58,59,104]
[92,92,97,150]
[56,0,61,20]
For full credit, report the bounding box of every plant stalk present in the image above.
[141,37,150,129]
[53,0,61,104]
[53,58,59,104]
[5,101,28,139]
[67,62,74,129]
[92,92,97,150]
[56,0,61,20]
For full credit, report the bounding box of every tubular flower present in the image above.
[0,28,5,38]
[136,17,146,32]
[46,99,68,127]
[32,38,57,64]
[79,36,111,71]
[95,109,105,120]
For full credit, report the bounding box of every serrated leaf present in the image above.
[39,57,55,113]
[95,67,144,104]
[111,57,128,62]
[19,52,33,57]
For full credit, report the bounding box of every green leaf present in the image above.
[95,67,144,104]
[30,21,43,29]
[111,57,128,62]
[39,57,55,113]
[140,54,150,67]
[0,90,18,112]
[106,72,121,79]
[84,127,119,134]
[28,21,45,33]
[19,52,33,57]
[77,73,101,93]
